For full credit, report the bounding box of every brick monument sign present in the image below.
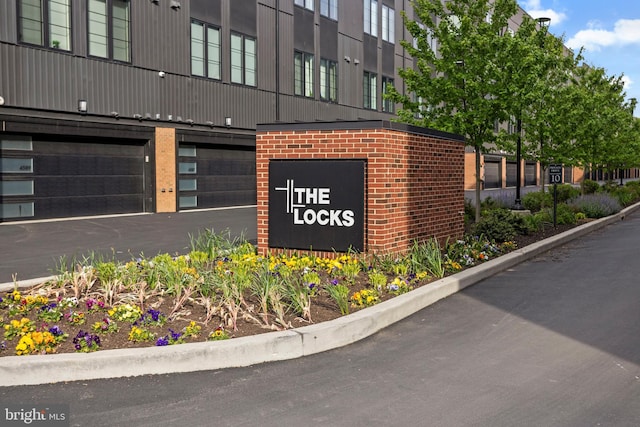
[256,120,465,257]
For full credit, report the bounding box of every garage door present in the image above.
[484,160,501,189]
[1,134,146,221]
[178,143,256,210]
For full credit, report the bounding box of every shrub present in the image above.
[625,181,640,201]
[480,196,510,212]
[610,186,634,207]
[553,184,580,203]
[522,191,553,212]
[601,180,620,193]
[521,213,543,233]
[472,209,530,242]
[463,198,475,225]
[568,194,622,218]
[543,203,577,225]
[581,179,600,194]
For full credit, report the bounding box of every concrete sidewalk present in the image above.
[1,202,637,387]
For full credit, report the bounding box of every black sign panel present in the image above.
[549,164,563,184]
[269,160,365,252]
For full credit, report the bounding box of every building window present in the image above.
[295,51,314,98]
[179,196,198,209]
[0,202,34,219]
[294,0,314,11]
[191,21,221,79]
[179,162,197,174]
[179,179,197,191]
[320,0,337,20]
[1,158,34,173]
[364,0,377,37]
[231,33,256,86]
[88,0,131,62]
[0,180,34,196]
[363,71,377,110]
[320,59,337,102]
[381,5,394,43]
[178,145,197,157]
[18,0,71,51]
[382,76,394,113]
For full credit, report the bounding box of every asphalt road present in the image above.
[2,212,639,426]
[0,207,257,283]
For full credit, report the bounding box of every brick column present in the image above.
[256,121,466,257]
[155,127,177,213]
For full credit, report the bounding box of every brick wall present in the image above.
[256,121,465,257]
[155,127,176,213]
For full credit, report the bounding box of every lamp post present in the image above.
[515,16,550,209]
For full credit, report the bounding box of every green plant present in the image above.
[386,277,413,294]
[473,209,517,242]
[128,326,155,342]
[480,196,510,212]
[581,179,600,194]
[463,198,475,225]
[350,288,379,308]
[554,184,580,203]
[522,191,553,212]
[610,185,634,207]
[325,279,350,315]
[568,193,622,218]
[341,260,362,285]
[282,274,314,322]
[406,238,445,278]
[250,260,285,326]
[189,228,246,260]
[543,203,577,225]
[367,270,388,291]
[208,327,230,341]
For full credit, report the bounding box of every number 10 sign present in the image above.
[549,164,563,184]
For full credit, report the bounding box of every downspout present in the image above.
[275,0,280,121]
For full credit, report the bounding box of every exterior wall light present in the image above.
[78,99,87,113]
[225,117,232,127]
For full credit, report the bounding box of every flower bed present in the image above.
[1,232,515,357]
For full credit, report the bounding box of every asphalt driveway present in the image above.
[0,207,257,283]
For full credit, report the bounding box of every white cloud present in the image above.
[621,75,633,91]
[523,0,568,26]
[567,19,640,51]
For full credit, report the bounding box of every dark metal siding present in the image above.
[320,18,338,61]
[1,0,409,132]
[191,0,222,25]
[0,1,18,43]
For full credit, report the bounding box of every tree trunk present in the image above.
[475,148,482,223]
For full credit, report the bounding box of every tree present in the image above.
[388,0,527,222]
[509,22,582,191]
[570,66,639,182]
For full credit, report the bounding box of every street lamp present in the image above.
[515,16,551,209]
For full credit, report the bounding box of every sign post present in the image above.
[549,164,563,227]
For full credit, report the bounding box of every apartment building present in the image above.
[0,0,416,222]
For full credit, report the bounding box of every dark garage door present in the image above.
[178,144,256,210]
[31,138,146,219]
[484,160,501,189]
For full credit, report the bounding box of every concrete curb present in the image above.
[1,203,638,387]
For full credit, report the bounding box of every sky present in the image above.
[519,0,640,112]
